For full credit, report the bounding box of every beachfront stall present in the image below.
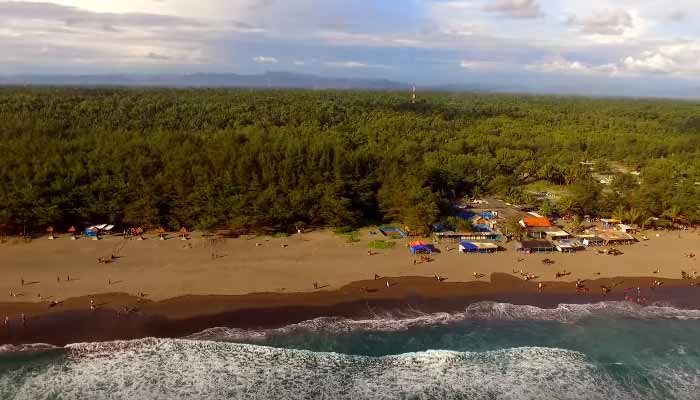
[578,235,605,247]
[526,227,571,240]
[601,218,621,229]
[618,224,640,234]
[515,240,556,253]
[554,239,584,253]
[433,231,501,244]
[459,241,499,254]
[596,229,637,246]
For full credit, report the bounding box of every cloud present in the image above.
[568,9,633,36]
[0,1,264,72]
[293,60,305,66]
[526,57,617,75]
[460,60,502,70]
[324,61,387,69]
[483,0,542,19]
[253,56,278,64]
[146,52,171,61]
[668,10,686,21]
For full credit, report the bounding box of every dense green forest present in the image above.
[1,87,700,234]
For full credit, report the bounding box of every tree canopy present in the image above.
[1,87,699,233]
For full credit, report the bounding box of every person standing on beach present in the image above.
[21,313,26,327]
[4,316,8,329]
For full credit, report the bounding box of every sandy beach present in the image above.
[1,228,699,345]
[0,228,698,302]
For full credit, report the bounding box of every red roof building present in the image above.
[520,216,552,228]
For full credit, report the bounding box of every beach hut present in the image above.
[515,240,556,253]
[601,219,621,229]
[596,229,636,246]
[46,226,55,240]
[179,227,189,240]
[67,226,77,240]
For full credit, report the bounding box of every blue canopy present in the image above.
[409,244,433,254]
[460,241,478,252]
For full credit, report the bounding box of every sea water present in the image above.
[2,301,700,399]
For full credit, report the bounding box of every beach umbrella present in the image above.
[158,227,166,240]
[179,227,188,240]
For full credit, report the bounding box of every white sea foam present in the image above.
[463,301,700,322]
[0,338,648,400]
[0,343,60,355]
[187,301,700,342]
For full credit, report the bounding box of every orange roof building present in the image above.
[520,216,552,228]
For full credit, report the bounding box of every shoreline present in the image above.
[2,274,699,347]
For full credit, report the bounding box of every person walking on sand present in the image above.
[4,316,8,329]
[386,280,390,288]
[538,282,545,293]
[313,282,318,290]
[21,278,24,286]
[21,313,26,327]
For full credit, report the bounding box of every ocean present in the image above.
[2,301,700,399]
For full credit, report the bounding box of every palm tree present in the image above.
[663,205,682,226]
[557,197,575,217]
[626,208,643,226]
[612,206,626,222]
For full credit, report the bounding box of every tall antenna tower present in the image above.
[411,85,416,104]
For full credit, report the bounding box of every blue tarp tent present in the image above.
[459,241,478,253]
[85,228,97,238]
[409,244,433,255]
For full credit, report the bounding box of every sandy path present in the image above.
[0,229,698,301]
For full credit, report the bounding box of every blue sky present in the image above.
[1,0,700,96]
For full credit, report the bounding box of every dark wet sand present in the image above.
[1,274,699,346]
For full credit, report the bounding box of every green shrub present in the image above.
[368,240,396,249]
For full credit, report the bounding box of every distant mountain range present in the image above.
[2,71,697,99]
[0,71,411,90]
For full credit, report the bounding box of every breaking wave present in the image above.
[0,338,674,400]
[187,301,700,342]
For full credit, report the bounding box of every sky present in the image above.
[1,0,700,96]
